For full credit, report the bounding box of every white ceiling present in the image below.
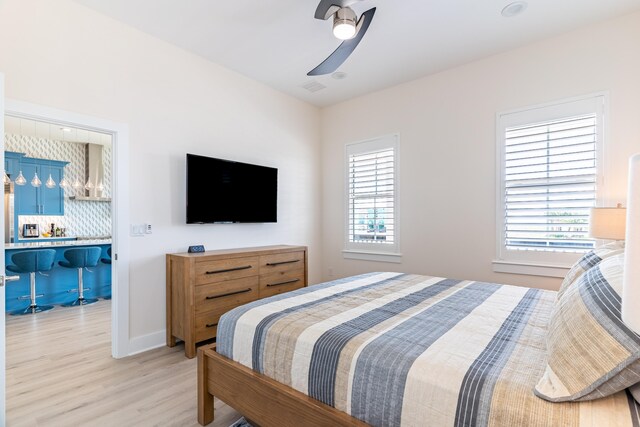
[75,0,640,107]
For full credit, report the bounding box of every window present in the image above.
[495,94,606,276]
[344,135,400,262]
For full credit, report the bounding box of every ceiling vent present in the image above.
[301,80,327,93]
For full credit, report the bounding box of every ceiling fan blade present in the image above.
[308,7,376,76]
[314,0,364,20]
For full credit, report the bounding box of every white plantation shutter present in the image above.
[345,136,399,255]
[497,94,606,272]
[504,114,597,252]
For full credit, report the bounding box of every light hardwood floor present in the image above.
[6,300,240,426]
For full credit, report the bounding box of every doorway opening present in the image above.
[3,100,130,359]
[4,117,113,306]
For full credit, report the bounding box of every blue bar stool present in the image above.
[101,247,112,300]
[6,249,56,315]
[101,247,112,265]
[59,247,102,306]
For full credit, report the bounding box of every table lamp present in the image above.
[589,203,627,242]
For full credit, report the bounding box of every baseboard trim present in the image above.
[127,330,166,356]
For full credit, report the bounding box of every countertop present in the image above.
[5,239,111,249]
[15,236,77,241]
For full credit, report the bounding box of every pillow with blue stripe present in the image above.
[536,254,640,401]
[557,241,625,300]
[630,383,640,404]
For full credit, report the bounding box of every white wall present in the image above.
[0,0,322,347]
[321,11,640,291]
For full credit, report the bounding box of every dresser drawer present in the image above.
[195,312,220,342]
[259,268,305,298]
[195,256,259,286]
[167,246,307,358]
[260,251,305,275]
[194,276,259,314]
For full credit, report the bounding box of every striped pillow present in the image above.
[630,383,640,404]
[536,254,640,402]
[557,241,625,300]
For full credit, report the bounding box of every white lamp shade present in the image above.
[623,154,640,334]
[589,207,627,240]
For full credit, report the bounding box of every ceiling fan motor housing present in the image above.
[333,7,357,40]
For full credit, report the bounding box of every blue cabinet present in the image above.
[41,166,65,214]
[4,151,23,181]
[13,156,68,216]
[17,163,40,214]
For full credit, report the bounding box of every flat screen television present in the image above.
[186,153,277,224]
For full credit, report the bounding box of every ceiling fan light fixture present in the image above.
[309,2,376,76]
[333,7,357,40]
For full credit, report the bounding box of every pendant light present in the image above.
[3,171,11,184]
[59,175,68,190]
[13,120,27,185]
[43,130,56,188]
[45,159,56,188]
[96,181,104,196]
[15,170,26,186]
[31,172,42,187]
[84,178,94,198]
[73,177,82,197]
[45,174,56,188]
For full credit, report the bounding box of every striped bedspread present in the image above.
[217,272,640,427]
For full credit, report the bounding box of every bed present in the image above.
[197,264,640,426]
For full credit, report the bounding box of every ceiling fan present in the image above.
[308,0,376,76]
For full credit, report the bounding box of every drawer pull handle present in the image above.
[205,265,252,275]
[205,323,218,328]
[266,259,300,267]
[267,278,300,287]
[205,288,252,300]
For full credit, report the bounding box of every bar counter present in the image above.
[5,239,112,312]
[5,238,111,249]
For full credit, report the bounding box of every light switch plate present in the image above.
[130,224,145,236]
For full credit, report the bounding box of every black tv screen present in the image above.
[186,154,277,224]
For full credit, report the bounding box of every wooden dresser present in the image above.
[166,245,308,358]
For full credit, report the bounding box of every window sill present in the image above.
[343,250,402,264]
[492,260,571,278]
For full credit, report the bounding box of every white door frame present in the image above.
[4,99,131,359]
[0,73,6,426]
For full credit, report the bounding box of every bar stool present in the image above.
[101,247,112,300]
[6,249,56,315]
[101,247,112,265]
[59,247,101,306]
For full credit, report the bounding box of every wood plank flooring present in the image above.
[6,300,240,426]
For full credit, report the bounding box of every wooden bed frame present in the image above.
[197,343,368,426]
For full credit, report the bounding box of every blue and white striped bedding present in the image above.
[217,272,640,426]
